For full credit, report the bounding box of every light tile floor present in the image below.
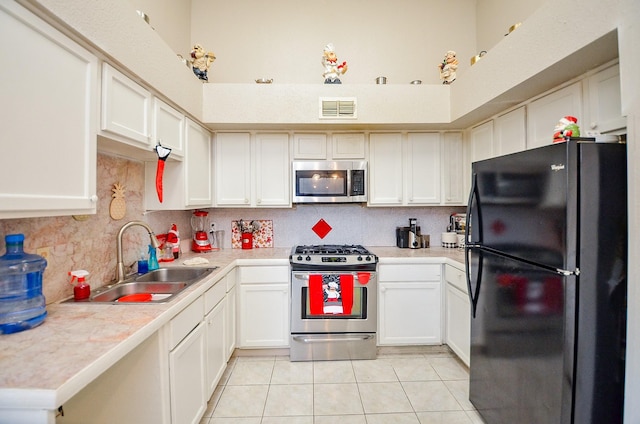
[199,349,486,424]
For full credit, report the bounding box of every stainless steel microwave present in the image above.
[292,161,367,203]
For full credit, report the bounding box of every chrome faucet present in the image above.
[115,221,161,283]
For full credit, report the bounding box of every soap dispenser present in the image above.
[148,244,159,271]
[69,270,91,301]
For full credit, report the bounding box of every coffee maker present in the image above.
[396,218,422,249]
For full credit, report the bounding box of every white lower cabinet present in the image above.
[168,297,206,424]
[204,281,227,398]
[378,264,442,345]
[444,264,470,366]
[226,282,238,361]
[238,266,290,348]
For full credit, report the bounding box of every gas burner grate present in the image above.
[294,244,372,256]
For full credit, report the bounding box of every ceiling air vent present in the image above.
[320,97,357,119]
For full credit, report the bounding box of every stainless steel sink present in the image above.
[91,281,190,303]
[134,267,215,283]
[66,267,218,304]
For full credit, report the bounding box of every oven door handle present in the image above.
[292,273,374,282]
[291,334,375,343]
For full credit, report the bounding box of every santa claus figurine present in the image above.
[553,116,581,143]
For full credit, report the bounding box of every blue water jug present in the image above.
[0,234,47,334]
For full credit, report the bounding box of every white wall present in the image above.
[475,0,546,52]
[128,0,192,60]
[190,0,477,85]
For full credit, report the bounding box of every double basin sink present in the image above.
[78,267,218,304]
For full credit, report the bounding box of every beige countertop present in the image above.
[0,246,465,411]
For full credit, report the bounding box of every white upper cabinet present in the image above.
[406,133,441,205]
[215,133,291,207]
[293,132,366,160]
[153,98,185,159]
[583,64,625,134]
[0,2,98,219]
[494,107,526,156]
[101,63,152,148]
[215,133,252,206]
[255,133,290,207]
[144,119,212,210]
[293,133,327,159]
[469,121,494,163]
[368,133,404,205]
[331,133,366,159]
[526,82,582,149]
[441,132,465,205]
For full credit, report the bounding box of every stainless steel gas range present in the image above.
[289,244,378,361]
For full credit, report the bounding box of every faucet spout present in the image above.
[115,221,160,283]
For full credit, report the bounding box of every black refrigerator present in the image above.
[465,139,627,424]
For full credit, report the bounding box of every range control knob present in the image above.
[305,256,311,261]
[365,256,372,261]
[296,255,303,261]
[357,256,363,261]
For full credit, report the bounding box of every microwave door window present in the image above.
[297,170,347,196]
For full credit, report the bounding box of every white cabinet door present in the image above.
[494,106,526,156]
[185,119,213,207]
[153,98,185,159]
[469,121,494,163]
[0,2,98,219]
[293,133,327,159]
[169,322,206,424]
[444,264,470,366]
[369,133,403,205]
[205,299,226,397]
[255,133,290,206]
[406,133,441,204]
[101,63,152,148]
[379,282,442,345]
[238,283,289,347]
[584,64,625,133]
[527,82,582,149]
[226,284,237,361]
[441,132,465,205]
[144,119,212,210]
[378,264,442,346]
[332,133,366,159]
[215,133,252,206]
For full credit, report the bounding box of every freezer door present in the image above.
[468,247,574,424]
[466,142,571,269]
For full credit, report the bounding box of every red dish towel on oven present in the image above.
[340,274,354,315]
[309,274,324,315]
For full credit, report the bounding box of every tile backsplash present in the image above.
[0,154,463,304]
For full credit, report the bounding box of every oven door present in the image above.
[291,271,377,333]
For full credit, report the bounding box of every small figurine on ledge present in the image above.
[438,50,458,84]
[190,44,216,82]
[322,43,348,84]
[553,116,581,143]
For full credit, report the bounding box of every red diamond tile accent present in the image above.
[312,219,332,239]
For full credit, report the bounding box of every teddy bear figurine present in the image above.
[190,44,216,82]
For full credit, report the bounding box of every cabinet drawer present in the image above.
[445,264,467,293]
[204,279,226,314]
[226,268,237,291]
[169,297,204,349]
[379,264,441,282]
[240,266,289,283]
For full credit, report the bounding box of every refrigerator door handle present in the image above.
[465,172,482,318]
[465,246,482,318]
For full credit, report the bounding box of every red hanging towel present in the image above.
[309,274,324,315]
[340,274,354,315]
